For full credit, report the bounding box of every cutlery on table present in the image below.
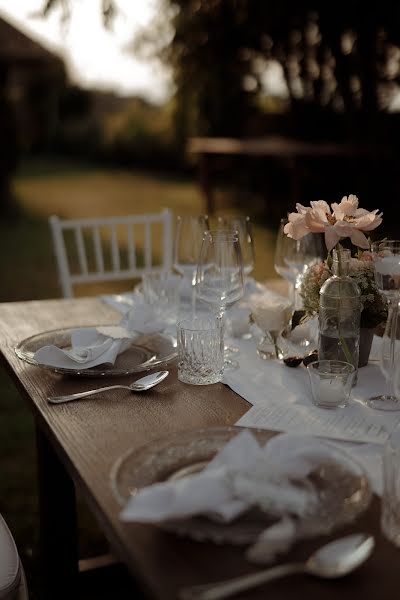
[179,533,374,600]
[48,370,169,404]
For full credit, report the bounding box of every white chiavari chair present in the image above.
[49,209,173,298]
[0,513,28,600]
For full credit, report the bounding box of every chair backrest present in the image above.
[0,513,29,600]
[49,209,173,298]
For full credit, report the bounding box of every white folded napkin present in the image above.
[34,297,172,370]
[120,431,349,561]
[33,326,134,369]
[121,431,339,524]
[120,303,168,334]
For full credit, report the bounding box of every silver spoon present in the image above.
[47,370,169,404]
[179,533,374,600]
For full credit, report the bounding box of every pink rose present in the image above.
[358,250,374,262]
[314,261,327,276]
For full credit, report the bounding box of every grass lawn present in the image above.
[0,160,279,598]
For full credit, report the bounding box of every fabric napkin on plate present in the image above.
[33,326,134,370]
[33,301,170,370]
[120,431,349,561]
[120,302,168,334]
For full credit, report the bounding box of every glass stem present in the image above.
[218,308,226,336]
[382,298,399,397]
[293,277,299,311]
[191,284,196,317]
[271,332,280,359]
[288,281,295,306]
[266,331,282,359]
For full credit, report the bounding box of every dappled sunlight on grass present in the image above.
[14,167,278,288]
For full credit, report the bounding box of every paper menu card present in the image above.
[236,402,395,444]
[222,336,400,445]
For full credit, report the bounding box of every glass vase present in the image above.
[318,249,361,377]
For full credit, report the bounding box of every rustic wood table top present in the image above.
[0,297,397,600]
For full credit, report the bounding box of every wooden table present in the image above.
[0,298,398,600]
[187,136,371,215]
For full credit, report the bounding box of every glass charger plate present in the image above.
[15,326,177,377]
[111,426,372,545]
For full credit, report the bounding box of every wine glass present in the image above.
[173,215,209,311]
[368,240,400,411]
[217,215,255,278]
[196,230,245,367]
[274,217,324,309]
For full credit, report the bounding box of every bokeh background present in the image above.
[0,1,399,597]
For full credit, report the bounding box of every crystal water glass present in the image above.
[177,316,224,385]
[368,240,400,411]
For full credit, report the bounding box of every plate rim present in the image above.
[14,324,177,377]
[110,425,372,507]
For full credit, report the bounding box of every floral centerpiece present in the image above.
[300,251,387,328]
[284,194,387,329]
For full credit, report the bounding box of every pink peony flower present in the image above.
[283,203,312,239]
[284,195,382,252]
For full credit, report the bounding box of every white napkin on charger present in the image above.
[33,326,134,370]
[120,431,350,562]
[120,302,167,334]
[33,304,168,370]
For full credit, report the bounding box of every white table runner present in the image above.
[102,284,391,494]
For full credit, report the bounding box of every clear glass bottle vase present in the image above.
[318,249,361,376]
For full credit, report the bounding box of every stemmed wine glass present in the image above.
[195,230,245,367]
[368,240,400,411]
[173,215,209,312]
[274,217,324,309]
[217,215,255,279]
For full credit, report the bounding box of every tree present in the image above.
[41,1,400,136]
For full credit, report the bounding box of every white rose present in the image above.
[251,297,292,333]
